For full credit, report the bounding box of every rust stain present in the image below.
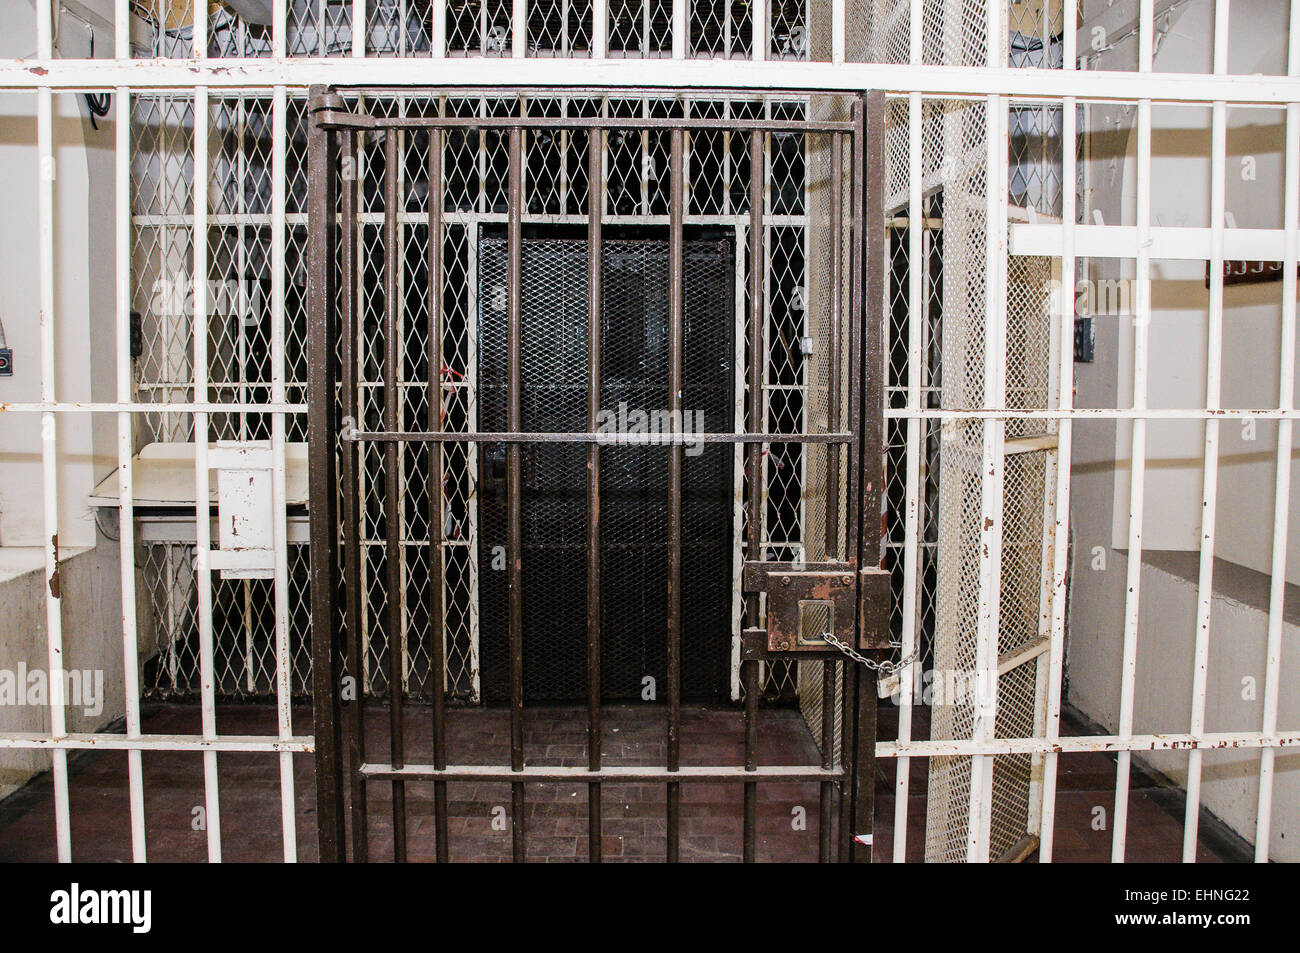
[30,66,48,76]
[48,534,61,598]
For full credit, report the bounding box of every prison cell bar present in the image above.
[428,126,451,864]
[383,129,409,863]
[339,128,370,862]
[1184,0,1232,863]
[667,124,685,863]
[850,90,886,863]
[306,89,347,863]
[1112,0,1156,864]
[33,0,71,864]
[108,0,148,867]
[742,127,763,864]
[192,84,226,863]
[966,90,1010,864]
[271,82,299,863]
[586,128,604,863]
[1256,7,1300,865]
[1038,0,1081,866]
[820,130,845,864]
[507,125,527,863]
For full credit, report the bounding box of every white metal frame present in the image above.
[2,0,1299,863]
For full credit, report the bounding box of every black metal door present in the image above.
[305,88,888,864]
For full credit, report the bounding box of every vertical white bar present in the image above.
[194,0,207,57]
[967,93,1008,863]
[513,0,526,56]
[115,74,148,862]
[593,0,607,57]
[830,0,845,63]
[270,85,298,862]
[1112,0,1154,864]
[1038,0,1078,864]
[433,0,447,56]
[36,0,71,864]
[909,0,922,65]
[1255,5,1300,865]
[354,0,368,56]
[273,0,287,57]
[1183,0,1230,864]
[753,0,767,62]
[673,0,686,58]
[892,89,922,864]
[192,86,223,863]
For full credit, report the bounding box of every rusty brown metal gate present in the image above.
[304,87,888,863]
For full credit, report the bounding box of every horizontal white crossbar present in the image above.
[2,58,1300,104]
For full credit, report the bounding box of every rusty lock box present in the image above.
[742,561,891,655]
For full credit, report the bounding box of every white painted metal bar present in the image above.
[354,0,367,56]
[874,731,1300,758]
[1183,0,1230,864]
[270,83,298,863]
[1038,0,1079,866]
[513,0,525,57]
[0,734,313,752]
[892,85,923,864]
[831,0,845,65]
[672,0,685,59]
[1255,5,1300,865]
[193,0,207,58]
[1010,222,1290,260]
[1112,0,1155,865]
[967,93,1009,865]
[433,0,447,57]
[36,0,71,864]
[752,0,766,63]
[885,408,1300,420]
[114,0,147,862]
[273,0,287,58]
[593,0,607,58]
[10,61,1300,101]
[0,402,309,413]
[192,86,223,863]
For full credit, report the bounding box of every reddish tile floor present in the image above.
[0,701,1246,863]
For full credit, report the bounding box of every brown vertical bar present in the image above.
[826,132,844,561]
[666,125,684,863]
[586,128,604,864]
[850,90,887,864]
[339,128,369,863]
[742,127,764,864]
[427,126,449,864]
[819,130,845,863]
[382,129,407,864]
[838,97,866,864]
[507,125,527,863]
[306,88,345,864]
[819,659,836,861]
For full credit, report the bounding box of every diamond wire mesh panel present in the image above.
[134,93,843,710]
[134,0,895,61]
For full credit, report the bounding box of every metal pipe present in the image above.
[306,88,346,864]
[338,128,369,862]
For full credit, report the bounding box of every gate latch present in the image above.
[742,561,892,656]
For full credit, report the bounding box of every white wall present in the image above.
[0,0,118,550]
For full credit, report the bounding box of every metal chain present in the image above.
[820,632,918,677]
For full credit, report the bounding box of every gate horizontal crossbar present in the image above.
[319,115,858,134]
[357,763,845,783]
[342,430,854,444]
